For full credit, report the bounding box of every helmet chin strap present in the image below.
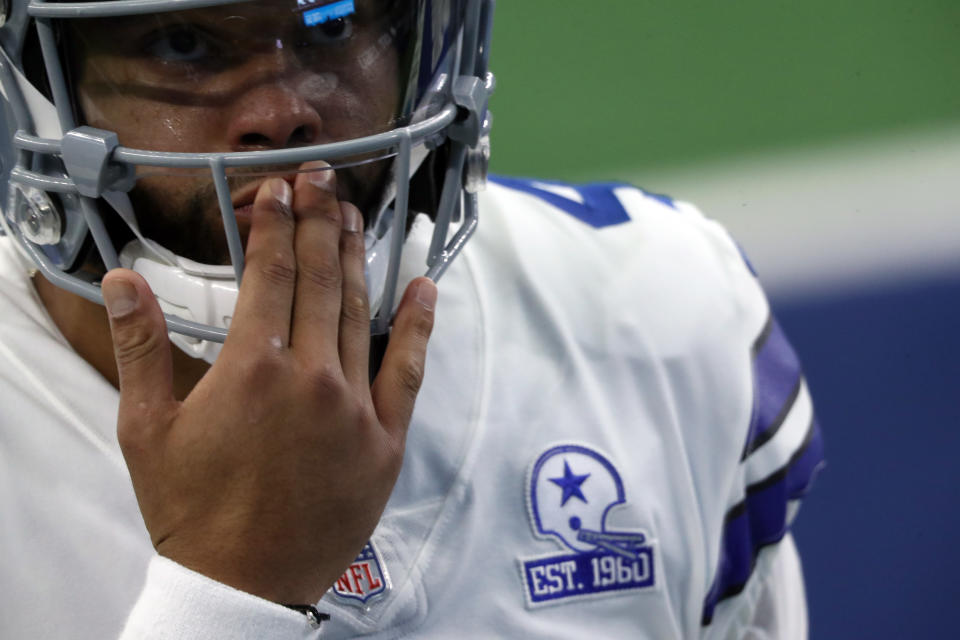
[119,240,238,363]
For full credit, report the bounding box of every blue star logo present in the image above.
[549,460,590,506]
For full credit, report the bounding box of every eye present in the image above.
[300,15,354,46]
[319,17,350,40]
[145,26,213,63]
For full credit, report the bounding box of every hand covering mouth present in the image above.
[229,176,296,218]
[220,175,298,243]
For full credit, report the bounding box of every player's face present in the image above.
[67,0,401,264]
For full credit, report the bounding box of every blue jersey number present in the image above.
[490,176,675,229]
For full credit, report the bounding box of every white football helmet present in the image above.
[0,0,494,365]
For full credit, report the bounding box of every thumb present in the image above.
[102,269,176,428]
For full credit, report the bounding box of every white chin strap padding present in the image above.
[119,241,238,364]
[365,227,390,319]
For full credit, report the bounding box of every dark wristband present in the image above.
[282,604,330,628]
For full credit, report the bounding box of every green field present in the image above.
[488,1,960,180]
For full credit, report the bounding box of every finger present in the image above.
[102,269,177,438]
[371,277,437,438]
[289,162,344,363]
[337,201,370,387]
[228,178,297,349]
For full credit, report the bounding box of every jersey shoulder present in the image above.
[477,176,824,630]
[480,175,763,335]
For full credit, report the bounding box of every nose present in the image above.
[225,78,324,151]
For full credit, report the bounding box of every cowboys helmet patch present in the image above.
[519,444,657,608]
[330,540,390,606]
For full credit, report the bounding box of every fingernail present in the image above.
[271,179,292,208]
[342,203,361,233]
[415,279,437,311]
[307,163,335,192]
[102,278,138,318]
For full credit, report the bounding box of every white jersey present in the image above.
[0,178,823,639]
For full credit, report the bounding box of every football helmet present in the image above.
[529,444,647,557]
[0,0,494,363]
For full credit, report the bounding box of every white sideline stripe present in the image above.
[615,125,960,297]
[745,379,813,487]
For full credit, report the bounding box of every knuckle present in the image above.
[258,201,296,229]
[116,403,171,456]
[339,228,365,257]
[239,349,287,385]
[298,200,341,226]
[304,362,345,396]
[256,257,297,288]
[392,356,425,398]
[406,306,436,342]
[340,290,370,327]
[324,207,342,227]
[113,321,167,368]
[344,395,369,426]
[298,258,341,292]
[116,419,141,455]
[316,202,343,225]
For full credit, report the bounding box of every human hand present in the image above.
[101,165,436,604]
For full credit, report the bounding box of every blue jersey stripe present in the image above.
[489,176,676,228]
[742,315,804,460]
[744,377,803,460]
[735,241,759,277]
[702,418,825,625]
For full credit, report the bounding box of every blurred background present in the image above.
[488,1,959,637]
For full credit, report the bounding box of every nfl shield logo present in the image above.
[331,541,390,605]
